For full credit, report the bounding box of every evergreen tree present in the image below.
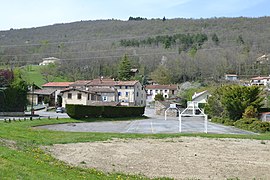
[118,54,132,81]
[211,33,219,45]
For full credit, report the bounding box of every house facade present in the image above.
[42,82,74,105]
[39,57,60,66]
[61,88,102,108]
[115,81,146,106]
[250,76,270,86]
[191,90,210,104]
[145,84,178,103]
[225,74,238,81]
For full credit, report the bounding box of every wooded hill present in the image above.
[1,17,270,83]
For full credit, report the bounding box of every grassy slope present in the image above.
[21,65,67,87]
[1,118,270,179]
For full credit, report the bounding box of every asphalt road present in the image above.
[37,108,254,135]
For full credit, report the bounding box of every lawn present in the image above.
[1,118,270,179]
[21,65,67,87]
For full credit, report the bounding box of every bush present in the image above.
[66,104,145,119]
[249,121,270,133]
[66,104,103,119]
[234,118,258,131]
[211,117,234,126]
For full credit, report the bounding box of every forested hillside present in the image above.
[0,17,270,83]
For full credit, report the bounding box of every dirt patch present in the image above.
[0,138,18,150]
[46,137,270,179]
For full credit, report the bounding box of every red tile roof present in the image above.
[145,84,177,90]
[42,82,74,87]
[89,79,138,86]
[251,76,270,80]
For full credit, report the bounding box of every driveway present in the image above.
[38,108,254,135]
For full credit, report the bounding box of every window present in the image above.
[119,86,122,89]
[68,93,72,99]
[136,92,139,97]
[125,86,128,89]
[126,92,129,97]
[164,95,168,98]
[102,96,108,101]
[118,92,121,96]
[164,89,168,93]
[172,90,175,95]
[91,94,95,100]
[87,94,90,100]
[155,90,158,93]
[77,93,82,100]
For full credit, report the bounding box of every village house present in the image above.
[42,82,74,105]
[86,78,146,106]
[225,74,238,81]
[27,89,56,106]
[250,76,270,86]
[39,57,60,66]
[61,88,102,108]
[145,84,178,103]
[191,90,210,104]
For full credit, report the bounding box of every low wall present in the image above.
[0,112,25,116]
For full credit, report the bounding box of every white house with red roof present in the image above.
[250,76,270,86]
[145,84,178,102]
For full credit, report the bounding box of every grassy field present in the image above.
[21,65,67,87]
[1,118,270,179]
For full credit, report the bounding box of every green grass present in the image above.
[21,65,67,87]
[1,118,270,179]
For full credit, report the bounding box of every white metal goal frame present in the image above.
[179,101,208,133]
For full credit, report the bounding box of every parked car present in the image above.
[56,107,65,113]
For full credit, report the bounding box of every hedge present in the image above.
[66,104,145,119]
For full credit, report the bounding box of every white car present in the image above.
[56,107,65,113]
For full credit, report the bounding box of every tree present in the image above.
[150,65,172,84]
[154,93,164,101]
[205,85,263,120]
[0,69,28,112]
[211,33,219,45]
[118,54,132,81]
[40,63,57,83]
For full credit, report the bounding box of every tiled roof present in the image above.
[89,87,116,93]
[116,81,138,86]
[89,79,138,86]
[60,87,95,94]
[70,80,92,86]
[33,89,56,95]
[145,84,177,90]
[251,76,270,80]
[42,82,74,87]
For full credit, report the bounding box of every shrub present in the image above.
[66,104,103,119]
[249,121,270,133]
[234,118,258,131]
[66,104,145,119]
[211,117,234,125]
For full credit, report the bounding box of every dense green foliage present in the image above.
[154,93,165,101]
[66,104,145,119]
[120,33,208,50]
[0,69,28,112]
[205,85,263,120]
[117,54,132,80]
[1,17,270,83]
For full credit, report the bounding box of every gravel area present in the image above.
[45,137,270,179]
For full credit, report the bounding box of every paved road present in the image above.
[37,108,254,135]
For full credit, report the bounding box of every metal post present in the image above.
[179,115,182,133]
[165,109,167,121]
[204,115,208,133]
[31,82,34,117]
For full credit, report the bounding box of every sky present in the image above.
[0,0,270,30]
